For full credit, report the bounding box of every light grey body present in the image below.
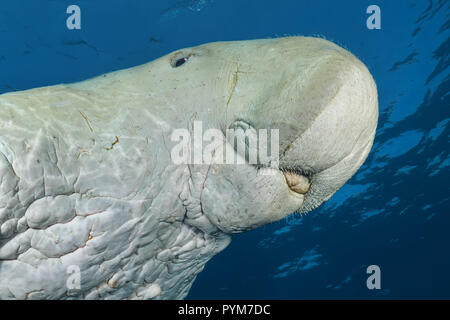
[0,37,378,299]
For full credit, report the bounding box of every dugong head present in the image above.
[154,36,378,233]
[0,36,377,300]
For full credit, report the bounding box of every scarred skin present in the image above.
[0,37,378,299]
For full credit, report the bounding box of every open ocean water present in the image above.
[0,0,448,299]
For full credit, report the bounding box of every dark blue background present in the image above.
[0,0,448,299]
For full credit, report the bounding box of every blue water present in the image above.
[0,0,448,299]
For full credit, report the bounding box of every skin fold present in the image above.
[0,37,378,299]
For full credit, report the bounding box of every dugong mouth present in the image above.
[281,170,311,195]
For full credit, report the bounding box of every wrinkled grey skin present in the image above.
[0,37,378,299]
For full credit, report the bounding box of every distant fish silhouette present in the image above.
[160,0,214,21]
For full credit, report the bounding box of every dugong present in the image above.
[0,37,378,299]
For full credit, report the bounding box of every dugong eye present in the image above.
[174,57,188,67]
[170,52,192,68]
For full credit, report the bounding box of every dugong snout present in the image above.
[277,39,379,213]
[199,37,378,232]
